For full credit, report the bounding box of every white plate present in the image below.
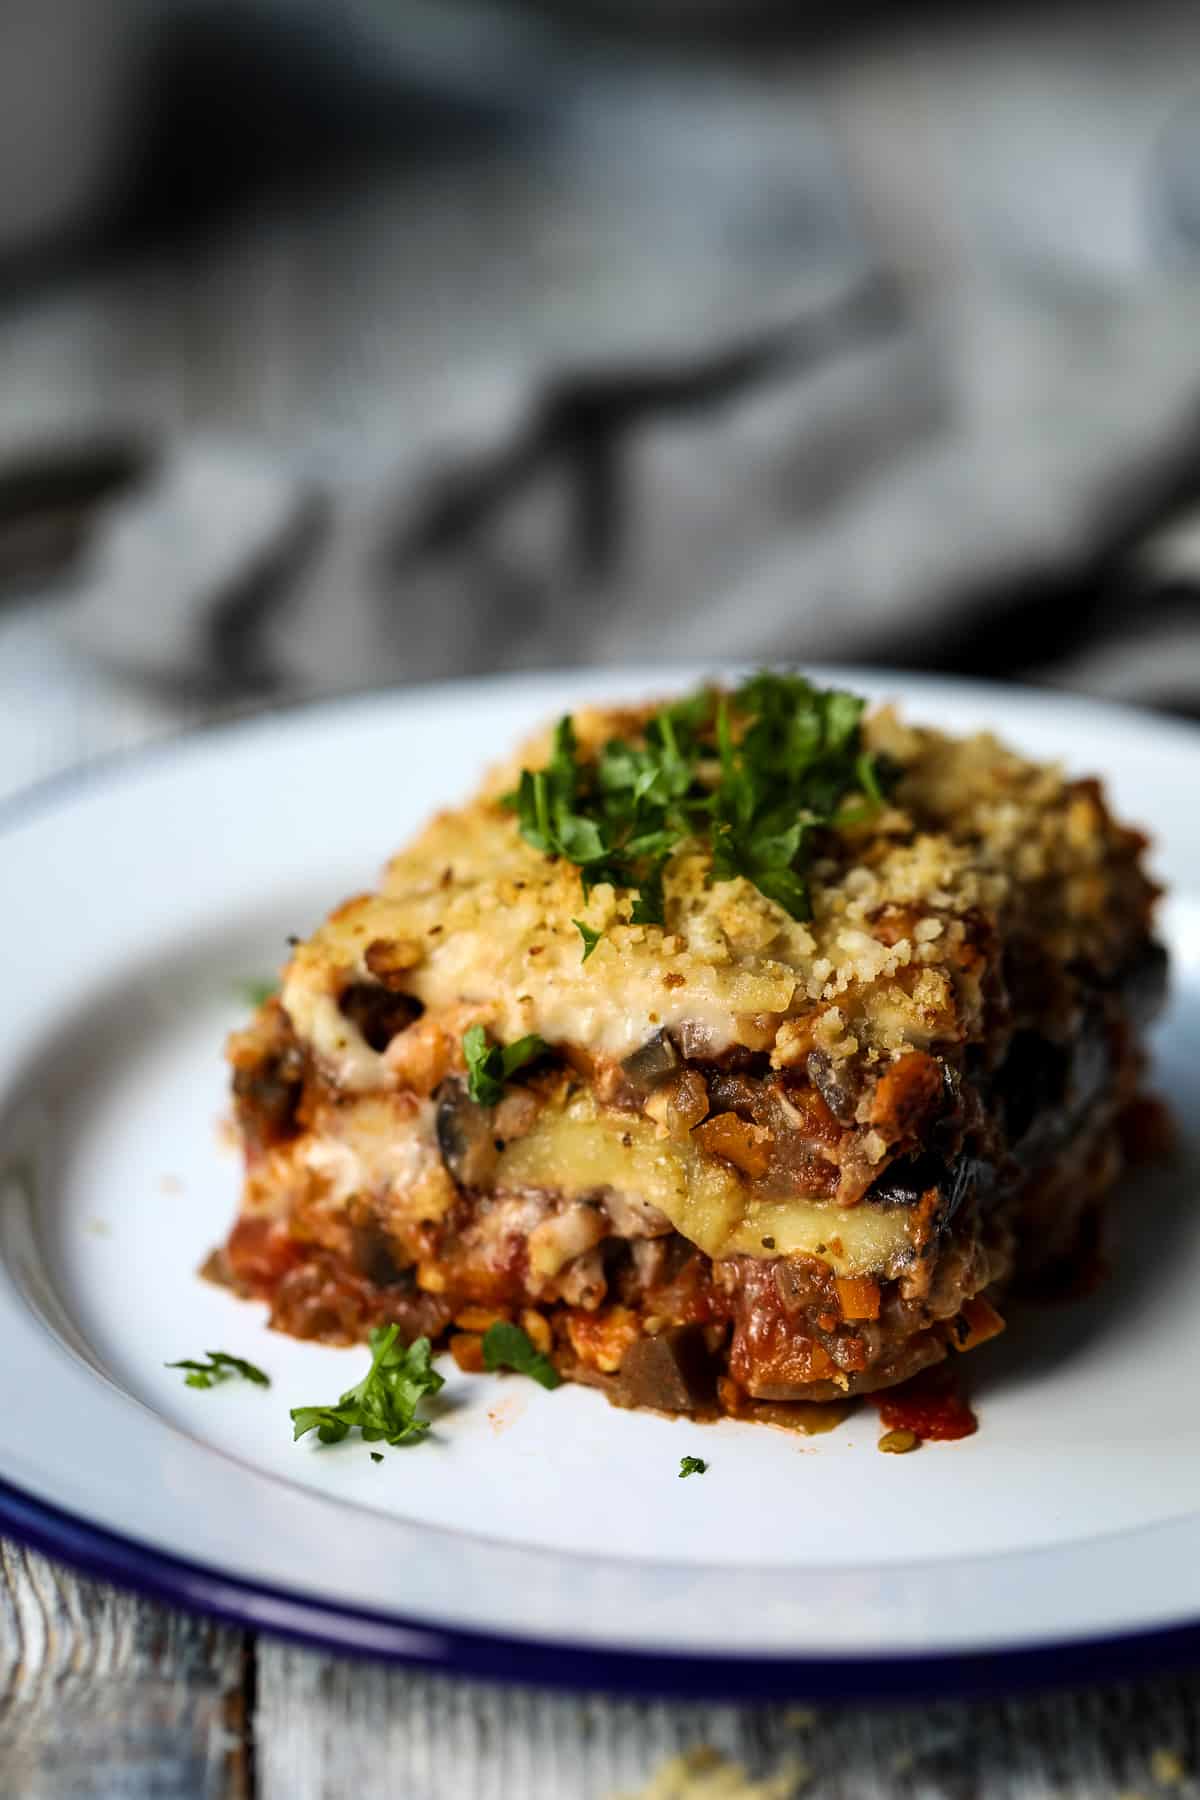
[2,667,1199,1698]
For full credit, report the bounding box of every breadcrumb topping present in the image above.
[281,700,1156,1089]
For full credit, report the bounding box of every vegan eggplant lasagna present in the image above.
[219,676,1166,1418]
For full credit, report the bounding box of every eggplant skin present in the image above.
[864,1150,978,1226]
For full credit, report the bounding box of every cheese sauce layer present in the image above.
[495,1092,918,1276]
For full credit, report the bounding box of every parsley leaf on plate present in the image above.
[482,1321,562,1390]
[505,673,886,926]
[678,1455,708,1479]
[166,1351,271,1391]
[291,1327,444,1447]
[370,1452,384,1464]
[462,1024,548,1107]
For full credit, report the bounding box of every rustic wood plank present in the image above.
[0,1539,251,1800]
[254,1641,1200,1800]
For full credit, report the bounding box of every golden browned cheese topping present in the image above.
[280,701,1154,1094]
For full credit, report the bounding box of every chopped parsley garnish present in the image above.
[505,673,886,925]
[235,977,278,1008]
[462,1024,548,1107]
[573,918,603,962]
[679,1455,708,1479]
[166,1351,271,1391]
[370,1451,384,1464]
[482,1321,562,1390]
[290,1326,444,1447]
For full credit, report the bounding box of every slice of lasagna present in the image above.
[220,676,1166,1418]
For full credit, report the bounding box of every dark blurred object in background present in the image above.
[0,0,550,280]
[2,0,1200,790]
[0,0,149,266]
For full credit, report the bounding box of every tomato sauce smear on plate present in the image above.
[875,1365,978,1443]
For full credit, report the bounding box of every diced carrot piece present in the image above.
[566,1305,641,1374]
[951,1295,1006,1352]
[454,1305,508,1333]
[869,1052,942,1140]
[836,1275,882,1321]
[449,1333,485,1373]
[694,1111,773,1178]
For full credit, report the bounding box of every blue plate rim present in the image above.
[3,1469,1200,1700]
[4,670,1200,1697]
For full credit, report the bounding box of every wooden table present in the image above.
[3,1526,1200,1798]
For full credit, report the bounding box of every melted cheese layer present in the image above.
[281,820,809,1081]
[496,1093,920,1277]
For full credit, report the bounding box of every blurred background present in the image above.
[4,0,1200,804]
